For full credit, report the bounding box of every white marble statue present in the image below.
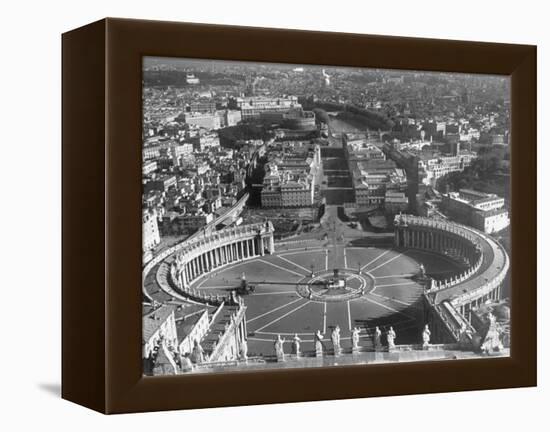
[480,312,504,354]
[331,325,341,355]
[373,326,382,351]
[386,327,396,351]
[314,330,324,356]
[192,339,205,364]
[274,334,286,361]
[419,263,426,278]
[179,353,194,372]
[240,339,248,361]
[352,327,361,351]
[292,334,301,357]
[422,324,431,348]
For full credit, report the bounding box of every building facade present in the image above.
[442,189,509,233]
[230,95,301,120]
[260,163,315,208]
[143,209,161,251]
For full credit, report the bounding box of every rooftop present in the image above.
[143,304,176,341]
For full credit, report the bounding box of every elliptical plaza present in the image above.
[143,204,509,373]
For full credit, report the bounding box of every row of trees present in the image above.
[302,99,394,131]
[436,149,510,199]
[218,124,270,148]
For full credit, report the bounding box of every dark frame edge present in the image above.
[509,45,537,387]
[62,19,108,413]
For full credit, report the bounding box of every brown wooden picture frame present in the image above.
[62,18,536,414]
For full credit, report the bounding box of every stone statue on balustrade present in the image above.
[192,339,205,364]
[239,338,248,362]
[274,334,286,362]
[314,330,324,357]
[458,323,473,350]
[373,326,382,351]
[175,253,184,269]
[386,327,396,351]
[179,352,194,373]
[351,327,361,353]
[480,312,504,354]
[292,334,302,358]
[422,324,431,349]
[418,263,426,278]
[331,325,341,356]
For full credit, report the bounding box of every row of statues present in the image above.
[274,324,434,359]
[179,336,250,371]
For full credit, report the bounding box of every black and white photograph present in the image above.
[1,0,544,426]
[141,57,511,376]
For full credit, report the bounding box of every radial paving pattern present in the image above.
[192,245,460,356]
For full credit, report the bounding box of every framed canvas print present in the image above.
[62,18,536,413]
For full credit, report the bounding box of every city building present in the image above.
[418,153,475,185]
[260,151,318,208]
[142,160,158,176]
[144,175,177,193]
[143,209,161,251]
[280,181,315,207]
[344,133,386,160]
[229,95,301,120]
[188,100,216,113]
[197,133,221,151]
[170,143,194,165]
[176,308,210,356]
[261,163,315,208]
[350,159,408,208]
[142,304,178,360]
[384,191,409,214]
[442,189,509,233]
[417,142,477,186]
[384,140,477,187]
[219,109,242,127]
[186,73,200,84]
[471,208,510,233]
[183,112,221,129]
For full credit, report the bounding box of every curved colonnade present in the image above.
[394,215,509,343]
[143,221,275,307]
